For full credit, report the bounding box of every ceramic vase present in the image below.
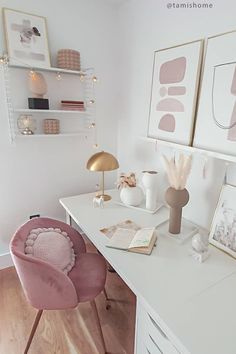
[165,187,189,234]
[142,171,158,210]
[120,186,144,206]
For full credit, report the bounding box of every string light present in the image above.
[89,99,95,104]
[93,143,99,148]
[56,72,62,80]
[89,122,96,129]
[92,75,98,82]
[79,73,85,82]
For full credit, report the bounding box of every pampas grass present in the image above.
[162,153,192,190]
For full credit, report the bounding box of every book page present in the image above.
[106,228,137,250]
[128,228,155,249]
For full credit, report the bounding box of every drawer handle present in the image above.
[148,314,168,339]
[149,335,163,354]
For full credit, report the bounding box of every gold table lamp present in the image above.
[87,151,119,201]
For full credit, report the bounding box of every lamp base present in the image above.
[97,194,111,201]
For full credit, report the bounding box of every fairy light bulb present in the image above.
[89,99,95,104]
[93,143,99,148]
[56,72,62,80]
[92,75,98,82]
[80,73,85,82]
[89,122,96,129]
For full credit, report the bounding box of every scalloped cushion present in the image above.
[24,228,75,274]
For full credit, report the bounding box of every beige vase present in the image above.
[165,187,189,234]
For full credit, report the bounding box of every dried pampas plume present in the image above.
[162,153,192,190]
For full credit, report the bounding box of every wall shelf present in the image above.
[9,63,85,76]
[13,108,89,115]
[141,136,236,163]
[16,132,89,138]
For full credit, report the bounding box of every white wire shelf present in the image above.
[16,132,89,138]
[9,63,86,76]
[13,108,89,115]
[141,136,236,163]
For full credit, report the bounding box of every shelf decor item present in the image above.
[57,49,80,71]
[87,151,119,201]
[28,71,49,109]
[17,114,36,135]
[117,172,144,207]
[3,8,51,68]
[147,40,203,145]
[142,171,158,210]
[209,184,236,258]
[163,153,192,234]
[43,119,60,134]
[193,31,236,156]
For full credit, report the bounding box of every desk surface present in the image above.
[60,190,236,354]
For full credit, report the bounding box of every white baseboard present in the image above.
[0,253,13,270]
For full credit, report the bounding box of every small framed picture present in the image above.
[3,8,51,68]
[209,184,236,258]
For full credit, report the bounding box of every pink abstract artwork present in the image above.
[159,57,186,84]
[156,98,184,112]
[168,86,186,96]
[231,66,236,95]
[158,114,176,132]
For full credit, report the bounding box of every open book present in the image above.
[106,227,157,255]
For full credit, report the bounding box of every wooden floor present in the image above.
[0,243,136,354]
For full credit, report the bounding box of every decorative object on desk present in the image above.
[57,49,80,71]
[86,151,119,201]
[43,119,60,134]
[106,227,157,255]
[60,100,85,111]
[93,195,104,208]
[17,114,36,135]
[100,220,140,239]
[142,171,158,210]
[190,232,210,263]
[28,71,49,109]
[147,40,203,145]
[163,154,192,234]
[193,31,236,156]
[209,184,236,258]
[3,8,51,68]
[156,218,198,244]
[117,172,144,207]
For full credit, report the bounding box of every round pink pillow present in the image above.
[25,227,75,274]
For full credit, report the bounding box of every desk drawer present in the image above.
[139,302,179,354]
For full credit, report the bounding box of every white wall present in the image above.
[0,0,118,254]
[117,0,236,229]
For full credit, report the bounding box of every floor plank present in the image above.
[0,244,136,354]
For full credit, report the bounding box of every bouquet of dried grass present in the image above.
[162,153,192,190]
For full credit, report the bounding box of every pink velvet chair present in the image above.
[10,217,108,354]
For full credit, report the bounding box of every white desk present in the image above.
[60,190,236,354]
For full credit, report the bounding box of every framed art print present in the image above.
[3,8,51,68]
[193,31,236,156]
[147,40,203,145]
[209,184,236,258]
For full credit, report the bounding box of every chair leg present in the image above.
[90,300,107,354]
[24,309,43,354]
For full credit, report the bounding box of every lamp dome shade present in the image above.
[86,151,119,171]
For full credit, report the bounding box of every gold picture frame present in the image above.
[3,8,51,68]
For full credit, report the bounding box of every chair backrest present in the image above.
[10,217,86,310]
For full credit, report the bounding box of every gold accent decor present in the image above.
[86,151,119,201]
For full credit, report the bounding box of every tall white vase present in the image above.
[142,171,158,210]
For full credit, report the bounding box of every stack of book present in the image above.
[60,100,85,111]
